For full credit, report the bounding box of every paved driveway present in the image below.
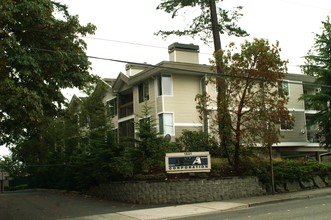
[0,189,154,220]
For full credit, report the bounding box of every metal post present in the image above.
[268,142,276,194]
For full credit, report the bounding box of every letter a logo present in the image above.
[192,157,202,165]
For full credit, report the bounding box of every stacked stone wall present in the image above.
[88,176,265,204]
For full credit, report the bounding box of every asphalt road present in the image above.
[179,194,331,220]
[0,189,157,220]
[2,189,331,220]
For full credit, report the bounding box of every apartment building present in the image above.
[103,43,327,159]
[103,43,206,142]
[274,74,327,159]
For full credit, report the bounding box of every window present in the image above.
[138,81,149,103]
[280,116,293,130]
[119,93,133,118]
[119,119,134,139]
[281,81,289,96]
[157,74,172,96]
[159,113,173,135]
[107,98,117,117]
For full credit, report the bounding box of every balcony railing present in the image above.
[119,102,133,118]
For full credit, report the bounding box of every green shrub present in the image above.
[175,130,219,156]
[253,159,331,186]
[210,157,234,176]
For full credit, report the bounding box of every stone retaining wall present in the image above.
[274,175,331,193]
[88,176,265,204]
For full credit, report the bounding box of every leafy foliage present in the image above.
[9,81,126,190]
[156,0,248,43]
[0,0,96,145]
[197,39,293,172]
[174,129,219,156]
[254,159,331,186]
[301,16,331,148]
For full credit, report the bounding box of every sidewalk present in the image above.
[65,187,331,220]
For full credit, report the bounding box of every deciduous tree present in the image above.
[203,39,293,172]
[0,0,96,144]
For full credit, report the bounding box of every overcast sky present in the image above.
[1,0,330,157]
[57,0,330,78]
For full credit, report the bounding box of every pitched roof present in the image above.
[110,61,212,92]
[109,61,316,93]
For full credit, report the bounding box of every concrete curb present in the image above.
[244,187,331,207]
[247,195,309,207]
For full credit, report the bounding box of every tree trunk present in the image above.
[234,142,240,173]
[209,0,232,162]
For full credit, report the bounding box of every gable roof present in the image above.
[109,61,316,94]
[112,72,130,92]
[110,61,212,93]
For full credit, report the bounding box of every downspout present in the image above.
[200,75,208,134]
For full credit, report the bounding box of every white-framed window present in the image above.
[157,74,172,96]
[158,113,174,135]
[138,81,149,103]
[106,98,117,117]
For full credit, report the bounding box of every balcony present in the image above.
[119,102,133,118]
[118,92,133,119]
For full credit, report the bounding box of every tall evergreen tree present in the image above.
[10,81,122,190]
[301,16,331,148]
[156,0,247,43]
[134,102,168,174]
[156,0,248,161]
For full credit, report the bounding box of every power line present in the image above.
[82,36,213,56]
[12,28,214,55]
[83,37,166,49]
[27,46,331,89]
[88,54,331,89]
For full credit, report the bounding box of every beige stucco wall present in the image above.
[286,80,305,110]
[134,78,157,120]
[280,111,307,142]
[163,74,202,125]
